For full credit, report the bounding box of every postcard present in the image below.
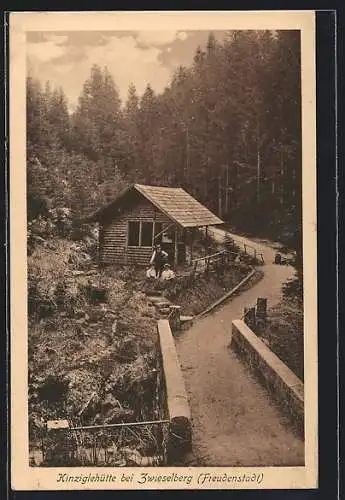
[10,10,317,490]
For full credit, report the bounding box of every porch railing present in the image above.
[190,249,239,274]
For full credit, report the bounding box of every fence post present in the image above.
[255,298,267,334]
[169,305,181,332]
[244,306,256,330]
[256,298,267,322]
[206,257,210,275]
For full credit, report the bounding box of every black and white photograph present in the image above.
[10,11,318,490]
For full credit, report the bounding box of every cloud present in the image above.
[84,35,171,100]
[27,33,174,108]
[54,62,75,75]
[136,30,188,46]
[177,31,188,41]
[27,35,68,63]
[26,30,196,110]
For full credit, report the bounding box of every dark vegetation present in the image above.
[28,221,161,464]
[264,253,304,381]
[262,299,304,381]
[27,30,303,464]
[258,270,304,381]
[27,29,303,305]
[27,30,302,255]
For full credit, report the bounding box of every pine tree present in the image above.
[123,83,140,181]
[47,87,70,149]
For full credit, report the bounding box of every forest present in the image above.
[27,29,302,258]
[27,30,304,465]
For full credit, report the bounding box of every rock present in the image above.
[103,408,134,423]
[85,270,98,276]
[116,339,138,362]
[158,310,171,317]
[146,291,163,297]
[159,306,171,313]
[75,324,83,335]
[119,448,163,466]
[105,309,117,317]
[274,253,282,264]
[180,315,194,322]
[75,309,85,319]
[148,296,166,304]
[89,286,107,304]
[89,308,103,322]
[156,302,171,309]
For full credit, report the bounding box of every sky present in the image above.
[27,30,228,112]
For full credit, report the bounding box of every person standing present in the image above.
[150,244,168,278]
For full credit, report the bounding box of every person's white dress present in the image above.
[146,266,157,279]
[161,268,175,281]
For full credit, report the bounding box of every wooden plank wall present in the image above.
[100,199,171,266]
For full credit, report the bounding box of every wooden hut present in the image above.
[86,184,224,267]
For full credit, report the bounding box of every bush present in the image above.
[263,299,304,380]
[282,268,303,303]
[37,374,69,405]
[27,238,94,318]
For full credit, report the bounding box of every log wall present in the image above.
[100,199,172,266]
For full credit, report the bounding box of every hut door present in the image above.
[161,224,174,264]
[153,222,163,245]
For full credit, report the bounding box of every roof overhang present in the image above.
[82,184,225,229]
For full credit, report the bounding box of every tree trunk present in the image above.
[218,175,222,218]
[174,226,179,266]
[225,165,229,214]
[256,119,261,205]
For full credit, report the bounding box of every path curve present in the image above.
[175,229,304,466]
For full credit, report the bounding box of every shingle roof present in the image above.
[88,184,224,228]
[135,184,224,228]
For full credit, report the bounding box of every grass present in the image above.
[166,266,253,316]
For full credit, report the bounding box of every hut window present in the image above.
[128,221,140,246]
[141,222,154,247]
[128,221,164,247]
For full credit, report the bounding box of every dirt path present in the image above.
[175,230,304,466]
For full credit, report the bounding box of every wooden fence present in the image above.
[209,228,265,265]
[242,242,265,264]
[190,244,264,277]
[191,249,239,275]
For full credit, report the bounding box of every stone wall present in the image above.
[157,319,192,463]
[232,319,304,436]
